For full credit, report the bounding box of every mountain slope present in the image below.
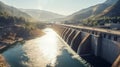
[64,0,118,23]
[66,4,109,20]
[0,1,44,46]
[0,1,34,22]
[100,0,120,17]
[104,0,118,5]
[20,9,65,21]
[84,0,120,26]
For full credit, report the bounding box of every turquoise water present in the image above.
[2,28,90,67]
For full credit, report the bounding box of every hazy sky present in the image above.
[0,0,106,15]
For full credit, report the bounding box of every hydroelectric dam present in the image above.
[52,24,120,67]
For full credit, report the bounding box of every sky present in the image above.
[0,0,106,15]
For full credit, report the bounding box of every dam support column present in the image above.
[67,30,76,45]
[62,28,68,38]
[64,29,72,41]
[77,33,91,56]
[100,38,120,64]
[70,31,82,52]
[91,34,102,56]
[66,29,76,44]
[63,28,70,40]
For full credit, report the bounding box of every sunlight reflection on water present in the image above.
[3,28,87,67]
[22,28,60,67]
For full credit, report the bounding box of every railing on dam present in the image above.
[52,24,120,67]
[53,24,120,42]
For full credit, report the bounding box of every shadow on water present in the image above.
[46,47,86,67]
[2,43,29,67]
[81,55,111,67]
[0,41,25,53]
[55,50,85,67]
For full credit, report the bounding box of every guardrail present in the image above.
[53,24,120,42]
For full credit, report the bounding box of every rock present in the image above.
[112,55,120,67]
[0,55,10,67]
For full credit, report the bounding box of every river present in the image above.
[2,28,90,67]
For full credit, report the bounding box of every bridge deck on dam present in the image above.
[52,24,120,67]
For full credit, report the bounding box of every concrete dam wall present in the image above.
[52,24,120,67]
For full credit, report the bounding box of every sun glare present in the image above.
[37,28,59,66]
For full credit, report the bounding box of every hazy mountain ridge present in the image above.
[0,1,34,22]
[20,9,65,21]
[100,0,120,17]
[82,0,120,26]
[105,0,118,5]
[0,1,44,47]
[63,0,119,24]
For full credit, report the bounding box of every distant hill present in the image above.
[83,0,120,26]
[0,1,44,46]
[98,0,120,17]
[66,4,109,20]
[0,1,34,22]
[63,0,118,25]
[104,0,118,5]
[20,9,65,22]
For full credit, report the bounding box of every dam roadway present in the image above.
[52,24,120,67]
[57,24,120,36]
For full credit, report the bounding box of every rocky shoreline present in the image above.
[0,25,45,53]
[0,55,10,67]
[0,28,45,67]
[0,28,45,53]
[0,38,24,53]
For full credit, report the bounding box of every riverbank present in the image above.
[0,29,45,66]
[1,28,88,67]
[0,28,45,53]
[0,55,10,67]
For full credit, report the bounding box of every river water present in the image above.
[2,28,90,67]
